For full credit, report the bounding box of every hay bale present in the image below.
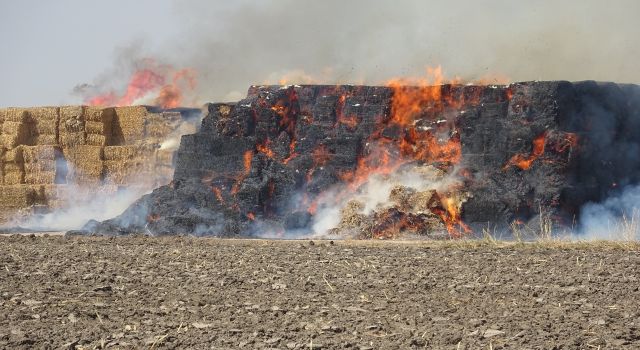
[60,106,84,120]
[2,146,23,163]
[0,108,6,124]
[25,171,57,185]
[409,190,440,212]
[0,185,39,208]
[60,106,85,133]
[2,120,26,135]
[22,145,57,162]
[113,106,147,143]
[63,145,103,162]
[144,113,174,138]
[26,107,59,120]
[4,108,28,122]
[85,120,112,135]
[35,134,58,145]
[85,133,107,146]
[103,146,139,160]
[4,163,24,173]
[59,132,86,147]
[84,106,115,122]
[24,160,57,173]
[31,119,58,134]
[3,171,24,185]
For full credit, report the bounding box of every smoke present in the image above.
[579,185,640,240]
[152,0,638,104]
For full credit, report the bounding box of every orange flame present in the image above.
[86,59,197,108]
[503,132,547,170]
[257,139,275,158]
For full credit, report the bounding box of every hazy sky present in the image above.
[1,0,639,107]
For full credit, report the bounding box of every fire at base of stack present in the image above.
[64,81,640,238]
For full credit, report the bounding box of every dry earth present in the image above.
[1,235,639,349]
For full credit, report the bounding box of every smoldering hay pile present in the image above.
[79,81,640,238]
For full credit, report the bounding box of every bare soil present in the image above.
[1,235,639,349]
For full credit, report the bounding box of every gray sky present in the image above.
[1,0,639,107]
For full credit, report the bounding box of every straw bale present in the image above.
[59,132,86,147]
[4,108,28,122]
[2,120,26,135]
[84,106,115,122]
[0,185,39,208]
[1,135,20,148]
[31,119,58,134]
[63,145,103,162]
[113,106,147,143]
[3,171,24,185]
[85,133,107,146]
[22,145,58,162]
[4,163,25,173]
[26,107,59,120]
[0,108,6,124]
[24,161,57,173]
[144,113,173,138]
[35,134,58,145]
[60,106,84,120]
[85,120,112,135]
[103,146,139,160]
[2,146,23,163]
[25,171,57,185]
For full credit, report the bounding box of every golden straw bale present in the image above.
[85,133,107,146]
[85,120,112,135]
[25,170,57,185]
[26,107,59,121]
[0,185,39,208]
[2,146,23,163]
[59,132,86,147]
[113,106,147,143]
[3,171,24,185]
[4,163,25,173]
[84,106,115,122]
[2,120,26,135]
[31,119,58,134]
[63,145,103,162]
[60,106,85,133]
[103,146,139,160]
[35,134,58,145]
[24,161,57,173]
[60,106,84,120]
[0,108,6,123]
[22,145,57,162]
[4,108,28,122]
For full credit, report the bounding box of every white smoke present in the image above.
[579,185,640,240]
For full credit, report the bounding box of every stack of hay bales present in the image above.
[26,107,59,145]
[59,106,86,147]
[1,108,29,149]
[22,145,61,185]
[2,146,24,185]
[103,145,153,186]
[84,106,114,146]
[62,145,104,185]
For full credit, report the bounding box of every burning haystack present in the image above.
[82,81,640,238]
